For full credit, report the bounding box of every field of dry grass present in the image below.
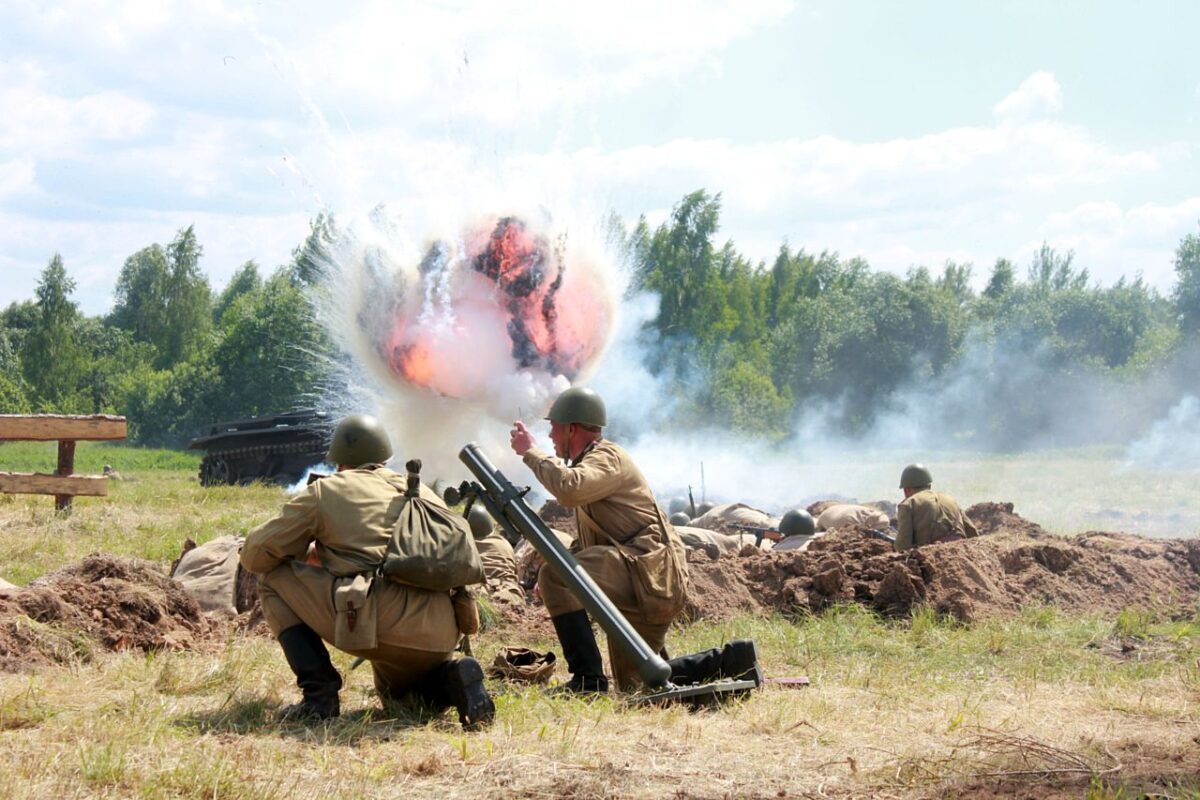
[0,442,1198,798]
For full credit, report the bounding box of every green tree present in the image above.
[23,254,87,411]
[290,212,338,286]
[109,226,212,368]
[1171,224,1200,337]
[214,260,262,322]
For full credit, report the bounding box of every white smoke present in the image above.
[1125,395,1200,471]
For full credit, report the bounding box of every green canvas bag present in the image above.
[380,459,485,592]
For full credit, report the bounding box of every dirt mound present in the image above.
[966,501,1050,538]
[684,508,1200,623]
[0,554,216,672]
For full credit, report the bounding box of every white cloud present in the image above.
[993,70,1063,121]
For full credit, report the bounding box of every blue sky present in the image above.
[2,0,1198,315]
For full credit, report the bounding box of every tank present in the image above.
[188,409,332,487]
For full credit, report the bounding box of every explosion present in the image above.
[323,209,617,477]
[383,216,607,398]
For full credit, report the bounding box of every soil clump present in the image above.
[0,553,216,672]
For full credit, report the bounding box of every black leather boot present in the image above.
[719,639,764,687]
[441,658,496,731]
[276,624,341,722]
[549,610,609,695]
[668,639,763,688]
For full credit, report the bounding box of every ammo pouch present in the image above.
[333,573,377,651]
[620,543,686,625]
[450,586,480,636]
[380,460,485,592]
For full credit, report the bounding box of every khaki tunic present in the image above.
[475,532,525,607]
[894,489,979,551]
[523,440,688,690]
[241,466,458,696]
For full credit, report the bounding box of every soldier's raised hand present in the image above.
[510,420,535,455]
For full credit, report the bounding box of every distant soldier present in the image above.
[466,504,525,607]
[894,464,978,551]
[510,387,697,693]
[770,508,817,551]
[241,414,494,729]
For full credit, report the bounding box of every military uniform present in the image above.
[523,439,688,691]
[241,466,460,700]
[474,531,525,607]
[894,489,978,551]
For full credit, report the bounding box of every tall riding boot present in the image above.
[416,658,496,731]
[276,624,342,721]
[550,610,608,694]
[668,639,763,688]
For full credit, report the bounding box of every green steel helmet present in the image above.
[545,386,607,428]
[899,463,933,489]
[779,509,815,538]
[326,414,393,467]
[696,501,714,517]
[668,511,691,527]
[466,504,495,540]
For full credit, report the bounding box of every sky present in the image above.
[2,0,1199,316]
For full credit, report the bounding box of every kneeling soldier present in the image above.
[241,414,494,729]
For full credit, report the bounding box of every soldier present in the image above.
[509,387,692,693]
[894,463,978,551]
[770,508,817,552]
[466,504,525,607]
[240,414,494,729]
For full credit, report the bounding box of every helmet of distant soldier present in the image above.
[326,414,393,467]
[668,511,691,527]
[696,501,714,517]
[545,387,607,428]
[467,504,495,540]
[778,509,815,538]
[667,497,689,515]
[899,463,933,489]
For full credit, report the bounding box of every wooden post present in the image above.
[55,440,76,512]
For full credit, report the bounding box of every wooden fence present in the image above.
[0,414,128,511]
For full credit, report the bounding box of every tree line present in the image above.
[0,217,336,446]
[3,192,1199,448]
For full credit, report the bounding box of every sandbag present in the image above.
[380,459,485,591]
[689,502,778,531]
[817,504,890,531]
[170,535,243,616]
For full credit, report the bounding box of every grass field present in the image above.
[0,443,1198,798]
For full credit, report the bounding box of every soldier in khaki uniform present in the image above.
[894,463,978,551]
[509,387,690,693]
[241,415,494,729]
[466,505,525,607]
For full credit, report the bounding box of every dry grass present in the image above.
[0,445,1198,798]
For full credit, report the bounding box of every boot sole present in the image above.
[446,658,495,731]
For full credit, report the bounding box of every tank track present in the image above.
[198,441,326,487]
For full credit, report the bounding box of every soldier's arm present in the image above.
[522,446,623,506]
[894,503,914,551]
[240,484,321,574]
[962,510,979,538]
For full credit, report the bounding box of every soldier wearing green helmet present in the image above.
[241,414,494,730]
[894,463,978,551]
[466,505,524,608]
[511,387,758,695]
